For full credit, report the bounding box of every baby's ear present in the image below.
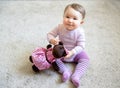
[59,41,63,45]
[47,44,52,49]
[80,20,84,24]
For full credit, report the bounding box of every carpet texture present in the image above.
[0,0,120,88]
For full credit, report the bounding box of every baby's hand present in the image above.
[64,50,74,59]
[50,39,60,45]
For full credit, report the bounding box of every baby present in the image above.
[47,3,89,87]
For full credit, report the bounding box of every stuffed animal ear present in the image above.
[47,44,52,49]
[59,41,63,45]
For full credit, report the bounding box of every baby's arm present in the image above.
[64,50,74,59]
[65,44,85,59]
[65,29,85,59]
[47,26,60,45]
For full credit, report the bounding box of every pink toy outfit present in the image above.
[32,47,55,70]
[47,24,89,87]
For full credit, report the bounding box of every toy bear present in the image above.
[29,42,67,72]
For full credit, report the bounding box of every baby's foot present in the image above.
[71,75,80,87]
[62,71,71,82]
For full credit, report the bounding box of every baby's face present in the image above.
[63,7,83,31]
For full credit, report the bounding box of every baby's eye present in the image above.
[66,16,69,18]
[73,18,77,20]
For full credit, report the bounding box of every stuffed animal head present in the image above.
[46,42,67,71]
[52,42,67,58]
[47,42,67,58]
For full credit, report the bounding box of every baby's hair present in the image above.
[64,3,86,19]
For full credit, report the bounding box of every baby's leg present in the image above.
[71,51,89,87]
[56,59,71,82]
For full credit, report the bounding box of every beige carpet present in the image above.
[0,0,120,88]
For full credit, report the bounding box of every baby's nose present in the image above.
[68,18,73,22]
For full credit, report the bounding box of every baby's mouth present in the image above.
[68,24,73,26]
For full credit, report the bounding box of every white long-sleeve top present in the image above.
[47,24,85,56]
